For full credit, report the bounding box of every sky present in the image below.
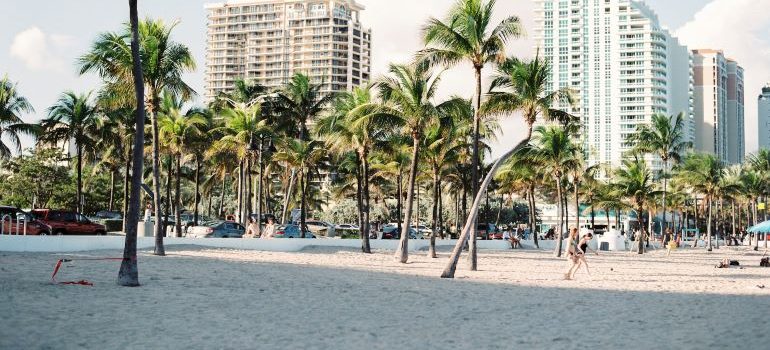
[2,0,768,158]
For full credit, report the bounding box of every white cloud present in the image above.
[675,0,770,154]
[9,27,72,72]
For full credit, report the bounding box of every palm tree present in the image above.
[318,85,400,252]
[0,76,36,159]
[628,113,691,237]
[273,139,326,237]
[611,157,656,254]
[527,125,578,256]
[118,0,145,287]
[39,92,100,213]
[157,91,208,238]
[677,153,725,252]
[273,73,335,223]
[419,0,523,269]
[441,55,574,278]
[378,63,459,263]
[79,18,196,240]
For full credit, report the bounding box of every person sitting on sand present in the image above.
[564,228,581,280]
[245,217,259,238]
[261,217,276,239]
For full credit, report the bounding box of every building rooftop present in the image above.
[205,0,365,10]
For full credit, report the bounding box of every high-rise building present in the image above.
[759,85,770,151]
[204,0,371,101]
[533,0,693,170]
[692,49,744,164]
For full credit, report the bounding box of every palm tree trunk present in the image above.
[163,156,171,239]
[193,157,201,226]
[637,206,645,254]
[118,0,143,286]
[236,161,243,222]
[355,163,363,235]
[281,169,296,224]
[395,135,420,263]
[429,170,439,258]
[218,175,227,219]
[662,158,668,232]
[299,168,307,238]
[361,150,372,253]
[692,198,699,248]
[707,197,713,251]
[573,179,579,231]
[530,188,538,248]
[554,178,564,257]
[256,150,263,237]
[109,170,116,212]
[396,167,402,234]
[76,145,83,213]
[468,66,483,272]
[150,93,164,248]
[122,153,131,233]
[174,154,182,237]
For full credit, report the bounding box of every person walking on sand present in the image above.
[571,233,597,279]
[261,217,276,239]
[564,228,581,280]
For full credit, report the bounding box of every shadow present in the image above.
[1,247,768,350]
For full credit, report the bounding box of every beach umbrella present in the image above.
[748,220,770,233]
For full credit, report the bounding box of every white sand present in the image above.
[1,245,769,349]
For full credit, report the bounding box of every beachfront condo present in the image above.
[533,0,694,171]
[204,0,372,102]
[758,85,770,151]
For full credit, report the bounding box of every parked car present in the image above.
[475,223,496,240]
[335,223,359,231]
[93,210,122,220]
[0,206,51,235]
[414,224,433,237]
[276,224,315,239]
[187,221,245,238]
[31,209,106,235]
[381,223,420,239]
[305,220,335,237]
[178,213,214,231]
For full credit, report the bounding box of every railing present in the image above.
[0,214,27,235]
[18,215,27,236]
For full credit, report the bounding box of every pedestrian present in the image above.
[572,233,597,279]
[143,202,152,222]
[245,217,259,238]
[261,217,276,239]
[564,228,581,280]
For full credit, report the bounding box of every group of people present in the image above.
[244,217,277,239]
[564,228,598,280]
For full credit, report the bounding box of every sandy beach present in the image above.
[1,245,769,349]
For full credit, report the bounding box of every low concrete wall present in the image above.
[0,236,513,253]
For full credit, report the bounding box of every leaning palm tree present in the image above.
[441,55,574,278]
[378,63,459,263]
[157,91,208,238]
[419,0,523,269]
[0,76,36,159]
[628,113,691,233]
[39,91,100,213]
[611,156,657,254]
[79,18,196,240]
[118,0,146,287]
[677,152,725,252]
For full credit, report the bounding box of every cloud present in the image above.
[675,0,770,154]
[9,27,73,72]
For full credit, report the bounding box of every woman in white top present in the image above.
[261,217,276,239]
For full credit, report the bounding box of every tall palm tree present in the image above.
[628,113,691,235]
[420,0,523,269]
[39,92,100,213]
[79,18,196,241]
[611,157,656,254]
[528,125,578,256]
[677,152,725,252]
[273,139,326,237]
[378,63,458,263]
[157,91,208,238]
[318,85,400,252]
[0,76,36,159]
[441,55,574,278]
[118,0,146,287]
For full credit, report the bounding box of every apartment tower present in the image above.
[204,0,371,101]
[692,49,744,164]
[759,85,770,151]
[533,0,694,170]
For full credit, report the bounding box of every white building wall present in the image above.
[759,85,770,151]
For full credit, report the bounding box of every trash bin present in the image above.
[599,242,610,251]
[137,221,153,237]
